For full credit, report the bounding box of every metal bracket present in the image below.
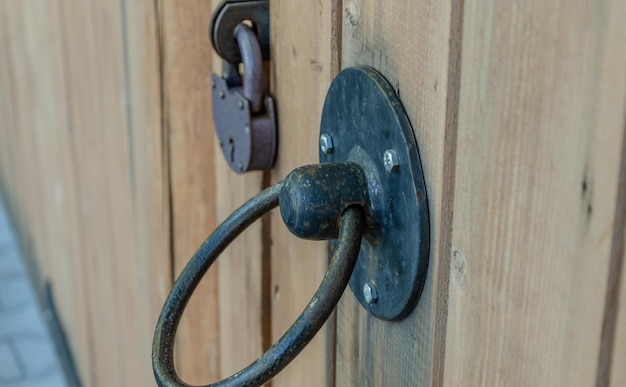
[319,66,430,320]
[210,0,270,64]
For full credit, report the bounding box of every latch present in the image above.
[210,0,276,173]
[153,66,430,386]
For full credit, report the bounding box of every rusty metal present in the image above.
[152,181,365,387]
[279,163,369,240]
[235,24,264,113]
[211,23,276,173]
[210,0,270,64]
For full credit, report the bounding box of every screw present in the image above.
[383,149,399,172]
[320,133,334,154]
[363,282,378,304]
[239,100,245,110]
[219,90,225,99]
[211,80,216,89]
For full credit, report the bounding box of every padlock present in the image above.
[211,21,277,173]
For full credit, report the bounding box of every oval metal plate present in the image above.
[319,66,430,320]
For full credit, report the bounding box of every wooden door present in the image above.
[1,0,625,386]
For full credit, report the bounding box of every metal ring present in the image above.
[152,181,365,387]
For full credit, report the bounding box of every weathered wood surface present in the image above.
[209,0,269,380]
[444,0,626,385]
[0,0,169,385]
[605,107,626,387]
[336,1,457,385]
[269,1,341,386]
[157,1,221,383]
[337,0,626,386]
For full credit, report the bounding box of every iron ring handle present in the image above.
[152,181,366,387]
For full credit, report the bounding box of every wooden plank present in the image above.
[120,1,172,385]
[607,131,626,386]
[62,1,138,383]
[269,1,341,386]
[610,230,626,386]
[605,93,626,387]
[157,0,221,383]
[0,0,50,282]
[0,0,170,385]
[444,0,626,386]
[0,0,95,382]
[209,0,267,380]
[336,1,457,386]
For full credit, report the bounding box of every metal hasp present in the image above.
[319,66,430,320]
[210,0,277,173]
[209,0,270,64]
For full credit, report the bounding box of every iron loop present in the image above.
[152,181,365,387]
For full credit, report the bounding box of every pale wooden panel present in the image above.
[209,0,267,379]
[337,1,456,386]
[62,1,140,383]
[444,1,626,386]
[610,226,626,386]
[0,0,94,380]
[607,109,626,387]
[608,187,626,386]
[158,0,221,383]
[269,1,341,386]
[121,1,172,385]
[0,0,170,385]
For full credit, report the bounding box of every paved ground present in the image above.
[0,199,67,387]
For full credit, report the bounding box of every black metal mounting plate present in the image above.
[319,66,430,320]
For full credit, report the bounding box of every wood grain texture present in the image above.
[157,1,221,383]
[336,1,456,386]
[0,0,169,385]
[444,1,626,386]
[0,0,94,381]
[610,227,626,387]
[605,88,626,387]
[269,1,341,386]
[209,0,268,379]
[122,1,172,385]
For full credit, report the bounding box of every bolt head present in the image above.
[239,100,245,110]
[383,149,399,172]
[320,133,334,154]
[219,90,225,99]
[363,282,378,304]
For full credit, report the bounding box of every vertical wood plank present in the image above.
[444,0,626,386]
[269,1,341,386]
[336,1,455,386]
[158,0,221,383]
[607,128,626,387]
[120,1,172,385]
[209,0,267,379]
[603,83,626,387]
[1,0,170,385]
[0,0,95,381]
[609,232,626,386]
